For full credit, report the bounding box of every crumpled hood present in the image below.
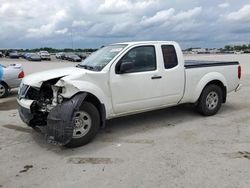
[22,67,85,87]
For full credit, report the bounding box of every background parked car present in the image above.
[38,51,51,60]
[0,52,3,58]
[0,63,24,98]
[55,52,65,59]
[19,52,28,59]
[60,53,67,60]
[9,51,20,59]
[4,50,12,57]
[23,53,32,59]
[63,53,71,61]
[77,52,90,60]
[27,53,41,61]
[68,54,81,62]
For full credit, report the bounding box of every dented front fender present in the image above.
[46,93,87,145]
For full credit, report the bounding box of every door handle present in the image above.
[151,75,162,79]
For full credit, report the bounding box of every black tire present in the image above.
[64,102,100,148]
[196,84,223,116]
[0,82,9,98]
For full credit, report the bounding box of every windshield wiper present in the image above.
[76,64,94,70]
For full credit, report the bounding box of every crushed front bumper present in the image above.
[17,99,34,125]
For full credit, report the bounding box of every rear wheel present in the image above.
[64,102,100,148]
[0,82,9,98]
[197,84,223,116]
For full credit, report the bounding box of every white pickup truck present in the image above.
[17,41,242,147]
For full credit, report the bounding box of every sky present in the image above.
[0,0,250,49]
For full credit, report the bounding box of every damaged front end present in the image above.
[18,78,86,145]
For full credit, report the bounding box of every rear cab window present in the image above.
[161,45,178,69]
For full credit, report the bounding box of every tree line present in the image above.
[184,44,250,52]
[223,44,250,52]
[0,47,98,53]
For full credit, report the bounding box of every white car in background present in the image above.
[38,51,51,61]
[55,52,65,59]
[0,64,24,98]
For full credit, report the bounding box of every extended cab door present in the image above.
[159,44,185,104]
[109,45,164,114]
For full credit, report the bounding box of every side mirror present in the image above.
[119,61,134,74]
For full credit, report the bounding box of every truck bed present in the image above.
[184,60,239,69]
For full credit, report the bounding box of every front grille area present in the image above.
[26,87,40,100]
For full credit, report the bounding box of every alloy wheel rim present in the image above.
[0,84,6,97]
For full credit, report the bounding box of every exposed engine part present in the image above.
[22,77,64,126]
[51,86,59,106]
[27,78,63,110]
[57,94,64,104]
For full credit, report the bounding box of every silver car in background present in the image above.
[0,64,24,98]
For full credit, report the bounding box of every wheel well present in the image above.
[84,93,106,127]
[204,80,227,103]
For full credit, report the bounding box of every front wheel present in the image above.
[64,102,100,148]
[196,84,223,116]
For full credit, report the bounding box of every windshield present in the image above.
[79,44,127,71]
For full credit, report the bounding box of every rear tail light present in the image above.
[238,65,241,79]
[18,71,25,78]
